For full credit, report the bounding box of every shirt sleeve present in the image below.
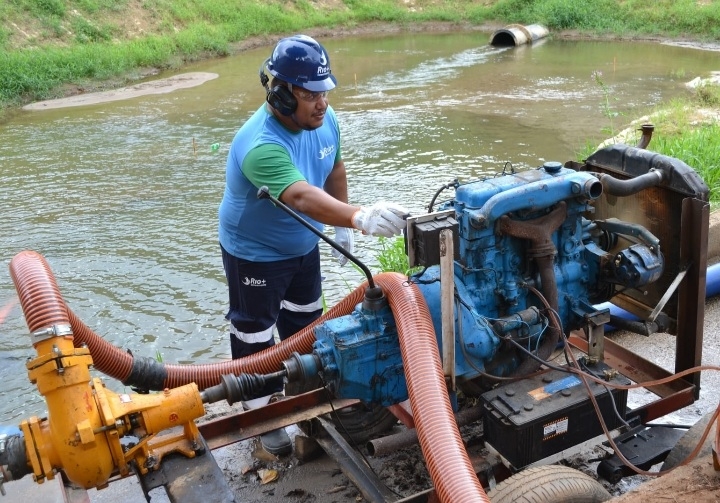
[242,144,306,199]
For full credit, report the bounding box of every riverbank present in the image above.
[3,0,720,116]
[14,20,720,111]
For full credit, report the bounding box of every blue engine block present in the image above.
[305,161,665,404]
[415,163,618,383]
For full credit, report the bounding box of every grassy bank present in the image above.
[647,88,720,205]
[579,78,720,205]
[1,0,719,201]
[3,0,720,109]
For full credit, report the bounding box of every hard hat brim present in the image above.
[301,74,337,92]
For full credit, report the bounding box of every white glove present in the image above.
[351,201,409,238]
[332,226,354,266]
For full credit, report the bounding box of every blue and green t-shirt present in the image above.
[218,104,342,261]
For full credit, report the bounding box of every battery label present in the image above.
[543,417,569,440]
[528,375,581,400]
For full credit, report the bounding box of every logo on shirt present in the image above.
[319,145,335,159]
[242,277,266,287]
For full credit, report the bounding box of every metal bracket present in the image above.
[649,264,689,322]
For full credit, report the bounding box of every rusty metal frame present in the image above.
[569,196,709,424]
[675,197,709,397]
[198,388,359,450]
[568,334,696,424]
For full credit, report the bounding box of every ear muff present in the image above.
[259,57,297,116]
[266,85,297,116]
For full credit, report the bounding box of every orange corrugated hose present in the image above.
[381,271,491,503]
[10,250,489,503]
[9,251,71,338]
[67,284,363,389]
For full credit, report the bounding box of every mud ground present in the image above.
[21,72,219,110]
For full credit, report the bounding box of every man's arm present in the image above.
[280,167,358,228]
[281,159,409,237]
[323,160,349,204]
[244,146,358,227]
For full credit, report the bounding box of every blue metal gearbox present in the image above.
[312,303,407,406]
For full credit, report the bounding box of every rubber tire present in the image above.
[327,402,398,444]
[487,465,612,503]
[662,411,717,470]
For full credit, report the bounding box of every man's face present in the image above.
[291,87,330,131]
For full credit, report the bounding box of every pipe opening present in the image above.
[490,31,519,47]
[490,24,549,47]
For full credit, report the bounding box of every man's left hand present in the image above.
[332,227,354,266]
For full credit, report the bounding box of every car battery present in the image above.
[481,362,630,468]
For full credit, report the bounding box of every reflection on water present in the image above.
[1,32,718,422]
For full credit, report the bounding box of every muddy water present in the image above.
[1,31,718,423]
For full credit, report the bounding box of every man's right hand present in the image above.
[351,202,410,237]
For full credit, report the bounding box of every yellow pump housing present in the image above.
[20,326,206,489]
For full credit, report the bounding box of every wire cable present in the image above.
[508,285,720,477]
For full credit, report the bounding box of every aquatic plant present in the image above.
[591,69,623,139]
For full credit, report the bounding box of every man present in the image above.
[218,34,409,456]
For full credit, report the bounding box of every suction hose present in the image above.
[9,250,489,502]
[10,250,358,390]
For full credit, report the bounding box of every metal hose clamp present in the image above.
[31,323,73,342]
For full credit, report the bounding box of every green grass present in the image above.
[487,0,720,38]
[650,92,720,206]
[374,237,423,276]
[0,1,317,106]
[578,83,720,205]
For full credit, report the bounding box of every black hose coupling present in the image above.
[282,351,322,383]
[0,432,31,487]
[200,371,288,406]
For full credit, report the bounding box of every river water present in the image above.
[1,31,718,424]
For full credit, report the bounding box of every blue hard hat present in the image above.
[267,35,337,92]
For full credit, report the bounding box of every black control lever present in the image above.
[257,186,385,305]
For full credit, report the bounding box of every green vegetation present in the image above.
[1,0,340,107]
[579,82,720,206]
[374,237,422,276]
[648,86,720,206]
[657,122,720,204]
[486,0,720,36]
[590,69,624,139]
